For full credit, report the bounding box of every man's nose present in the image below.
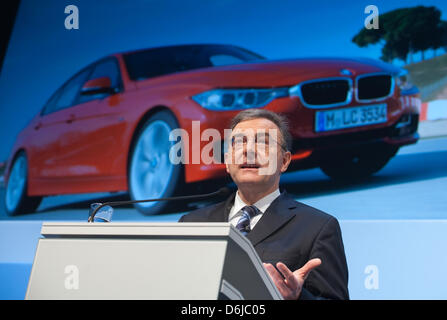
[243,138,257,163]
[245,137,257,151]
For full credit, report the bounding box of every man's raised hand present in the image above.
[263,258,322,300]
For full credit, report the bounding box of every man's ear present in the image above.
[280,151,292,173]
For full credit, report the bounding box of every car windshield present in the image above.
[123,44,265,81]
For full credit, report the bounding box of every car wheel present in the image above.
[319,145,398,181]
[5,151,42,216]
[128,111,183,215]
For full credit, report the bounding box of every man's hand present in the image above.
[263,258,322,300]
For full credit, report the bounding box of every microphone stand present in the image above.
[88,187,232,222]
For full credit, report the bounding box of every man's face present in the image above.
[225,118,291,189]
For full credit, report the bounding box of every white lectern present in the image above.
[25,222,282,300]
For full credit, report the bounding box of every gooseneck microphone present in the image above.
[87,186,232,222]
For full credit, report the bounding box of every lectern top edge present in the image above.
[40,222,237,238]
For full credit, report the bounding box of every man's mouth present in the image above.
[239,163,261,169]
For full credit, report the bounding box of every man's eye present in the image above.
[232,137,244,145]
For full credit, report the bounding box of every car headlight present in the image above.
[192,88,289,110]
[395,69,417,94]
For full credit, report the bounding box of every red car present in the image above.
[4,44,420,216]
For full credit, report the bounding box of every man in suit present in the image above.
[179,109,349,300]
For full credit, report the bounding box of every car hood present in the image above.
[134,57,403,89]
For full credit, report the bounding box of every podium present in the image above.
[25,222,282,300]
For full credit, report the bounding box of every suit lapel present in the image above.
[246,192,297,246]
[206,192,236,222]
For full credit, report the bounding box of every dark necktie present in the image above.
[235,205,261,236]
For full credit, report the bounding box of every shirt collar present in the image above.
[230,188,281,219]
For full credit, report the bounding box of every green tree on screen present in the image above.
[352,6,447,63]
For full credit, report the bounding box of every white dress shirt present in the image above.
[228,189,281,230]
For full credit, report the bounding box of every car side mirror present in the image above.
[81,76,116,96]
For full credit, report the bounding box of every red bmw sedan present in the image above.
[4,44,420,215]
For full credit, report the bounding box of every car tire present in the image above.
[4,151,42,216]
[128,110,183,215]
[319,145,399,181]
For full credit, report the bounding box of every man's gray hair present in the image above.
[230,109,292,152]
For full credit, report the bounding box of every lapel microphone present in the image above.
[87,187,233,222]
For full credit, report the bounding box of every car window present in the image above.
[209,54,246,66]
[77,58,122,104]
[41,89,62,115]
[123,44,265,81]
[52,69,91,112]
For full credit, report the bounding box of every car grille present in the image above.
[300,79,351,107]
[357,74,393,101]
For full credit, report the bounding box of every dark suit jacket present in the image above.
[179,191,349,300]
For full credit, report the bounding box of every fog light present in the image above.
[396,114,411,129]
[393,114,418,137]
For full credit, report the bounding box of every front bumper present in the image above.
[288,113,419,170]
[291,113,419,153]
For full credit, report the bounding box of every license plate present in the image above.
[315,104,387,132]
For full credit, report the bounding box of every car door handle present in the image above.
[65,114,76,123]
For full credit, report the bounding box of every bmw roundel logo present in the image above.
[340,69,353,76]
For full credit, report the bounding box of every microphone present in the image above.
[87,186,233,222]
